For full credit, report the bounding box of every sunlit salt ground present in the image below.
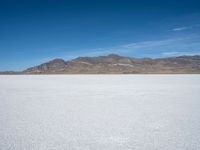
[0,75,200,150]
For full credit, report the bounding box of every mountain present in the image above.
[20,54,200,74]
[0,71,21,75]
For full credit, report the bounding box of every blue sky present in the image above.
[0,0,200,71]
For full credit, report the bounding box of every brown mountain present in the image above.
[21,54,200,74]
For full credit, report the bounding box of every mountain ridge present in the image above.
[1,54,200,74]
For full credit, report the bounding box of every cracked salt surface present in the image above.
[0,75,200,150]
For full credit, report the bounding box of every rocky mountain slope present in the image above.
[22,54,200,74]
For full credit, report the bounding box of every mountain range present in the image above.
[1,54,200,74]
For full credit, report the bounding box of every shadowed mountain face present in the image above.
[21,54,200,74]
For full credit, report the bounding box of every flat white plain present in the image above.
[0,75,200,150]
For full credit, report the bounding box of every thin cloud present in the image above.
[120,38,184,49]
[172,24,200,31]
[172,27,189,31]
[59,35,200,59]
[162,51,200,57]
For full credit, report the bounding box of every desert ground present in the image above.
[0,75,200,150]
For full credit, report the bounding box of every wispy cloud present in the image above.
[120,38,184,49]
[63,39,179,58]
[62,35,200,58]
[172,24,200,31]
[162,51,200,57]
[172,27,189,31]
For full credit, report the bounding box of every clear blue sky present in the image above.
[0,0,200,71]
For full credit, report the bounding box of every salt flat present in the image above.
[0,75,200,150]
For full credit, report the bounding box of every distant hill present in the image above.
[1,54,200,74]
[0,71,21,75]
